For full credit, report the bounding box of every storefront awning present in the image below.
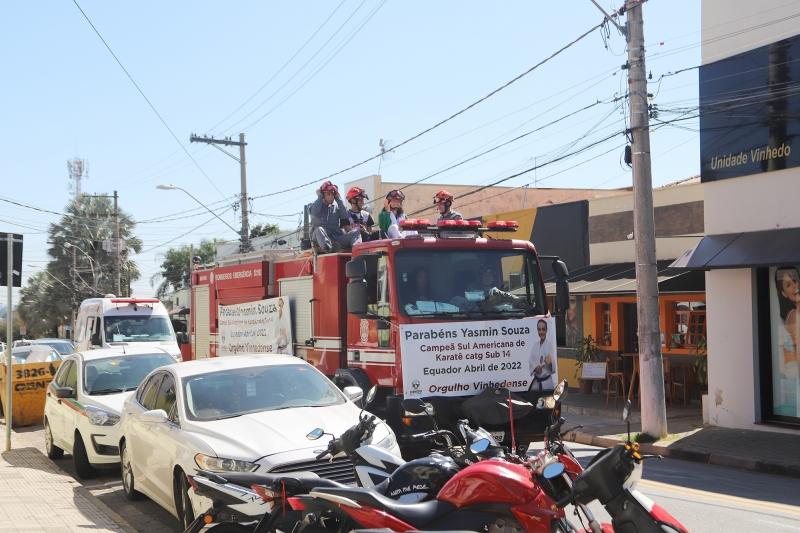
[670,227,800,269]
[544,260,704,295]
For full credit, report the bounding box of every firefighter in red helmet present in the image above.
[309,180,361,252]
[344,186,376,241]
[379,189,411,239]
[433,189,462,222]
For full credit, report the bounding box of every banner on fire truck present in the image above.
[218,297,293,356]
[400,317,557,398]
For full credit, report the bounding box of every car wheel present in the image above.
[72,430,96,479]
[175,469,195,530]
[44,418,64,460]
[120,441,142,501]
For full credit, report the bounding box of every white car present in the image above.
[43,348,178,478]
[118,354,400,529]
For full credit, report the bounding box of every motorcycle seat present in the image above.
[196,470,346,494]
[309,487,455,528]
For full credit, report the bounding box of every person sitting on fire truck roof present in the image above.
[379,189,414,239]
[433,189,462,222]
[310,181,361,253]
[344,186,376,242]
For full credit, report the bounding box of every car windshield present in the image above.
[183,364,346,421]
[395,249,545,318]
[84,354,176,395]
[104,316,174,343]
[34,340,74,355]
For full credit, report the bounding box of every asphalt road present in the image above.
[26,425,800,532]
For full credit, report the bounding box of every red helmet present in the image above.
[433,189,453,205]
[320,180,338,194]
[386,189,405,201]
[346,186,368,201]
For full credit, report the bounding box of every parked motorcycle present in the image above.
[283,381,576,533]
[184,387,494,532]
[540,400,689,533]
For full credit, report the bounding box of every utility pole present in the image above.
[626,0,667,437]
[113,190,121,296]
[71,245,77,340]
[189,133,252,253]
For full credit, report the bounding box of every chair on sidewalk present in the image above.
[670,363,690,407]
[605,351,626,407]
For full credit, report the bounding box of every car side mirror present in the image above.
[90,333,102,347]
[53,386,76,399]
[140,409,169,424]
[343,386,364,404]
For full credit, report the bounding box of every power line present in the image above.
[208,0,349,133]
[135,208,233,255]
[251,18,607,201]
[238,0,387,133]
[70,0,226,198]
[221,0,370,134]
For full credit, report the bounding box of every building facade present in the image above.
[673,1,800,430]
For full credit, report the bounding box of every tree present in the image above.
[17,195,142,336]
[151,239,218,298]
[250,223,279,239]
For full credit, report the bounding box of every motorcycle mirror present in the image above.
[622,400,631,422]
[536,396,556,410]
[542,461,566,480]
[401,398,428,415]
[306,428,325,440]
[553,380,568,402]
[470,438,491,455]
[365,385,377,407]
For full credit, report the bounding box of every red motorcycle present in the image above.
[284,393,687,533]
[284,381,584,532]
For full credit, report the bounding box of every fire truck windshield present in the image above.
[396,249,545,318]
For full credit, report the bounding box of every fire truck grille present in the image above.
[269,457,356,485]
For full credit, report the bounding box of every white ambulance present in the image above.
[74,296,181,360]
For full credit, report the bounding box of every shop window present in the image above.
[670,301,706,348]
[766,266,800,423]
[597,302,612,347]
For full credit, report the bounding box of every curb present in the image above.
[74,485,139,533]
[565,430,800,479]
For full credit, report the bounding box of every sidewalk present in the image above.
[0,421,135,533]
[561,392,800,478]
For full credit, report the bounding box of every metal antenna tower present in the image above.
[67,158,88,199]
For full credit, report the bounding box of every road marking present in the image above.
[639,479,800,517]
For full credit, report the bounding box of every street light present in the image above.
[156,184,240,236]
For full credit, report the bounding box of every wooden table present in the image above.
[621,353,680,403]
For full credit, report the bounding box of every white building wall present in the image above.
[702,1,800,65]
[704,168,800,234]
[705,269,759,428]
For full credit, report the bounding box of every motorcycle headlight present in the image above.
[194,453,258,473]
[85,405,120,426]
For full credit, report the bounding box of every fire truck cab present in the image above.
[189,219,570,453]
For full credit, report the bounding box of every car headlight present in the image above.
[85,405,120,426]
[375,426,398,451]
[194,453,258,473]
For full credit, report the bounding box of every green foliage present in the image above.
[249,223,279,239]
[633,432,657,444]
[692,337,708,386]
[574,334,600,378]
[17,195,142,337]
[151,239,219,298]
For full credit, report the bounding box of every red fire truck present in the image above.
[188,219,570,452]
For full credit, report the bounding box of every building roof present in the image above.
[545,260,705,295]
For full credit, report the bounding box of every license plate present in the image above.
[490,431,505,442]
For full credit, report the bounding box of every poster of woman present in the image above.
[771,266,800,418]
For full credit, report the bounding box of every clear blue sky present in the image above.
[2,0,702,302]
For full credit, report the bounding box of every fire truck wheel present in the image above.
[334,368,372,396]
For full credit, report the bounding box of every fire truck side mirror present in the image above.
[348,279,368,316]
[552,259,570,316]
[345,258,367,279]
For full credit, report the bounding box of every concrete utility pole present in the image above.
[189,133,252,253]
[626,0,668,437]
[5,236,13,451]
[113,190,121,296]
